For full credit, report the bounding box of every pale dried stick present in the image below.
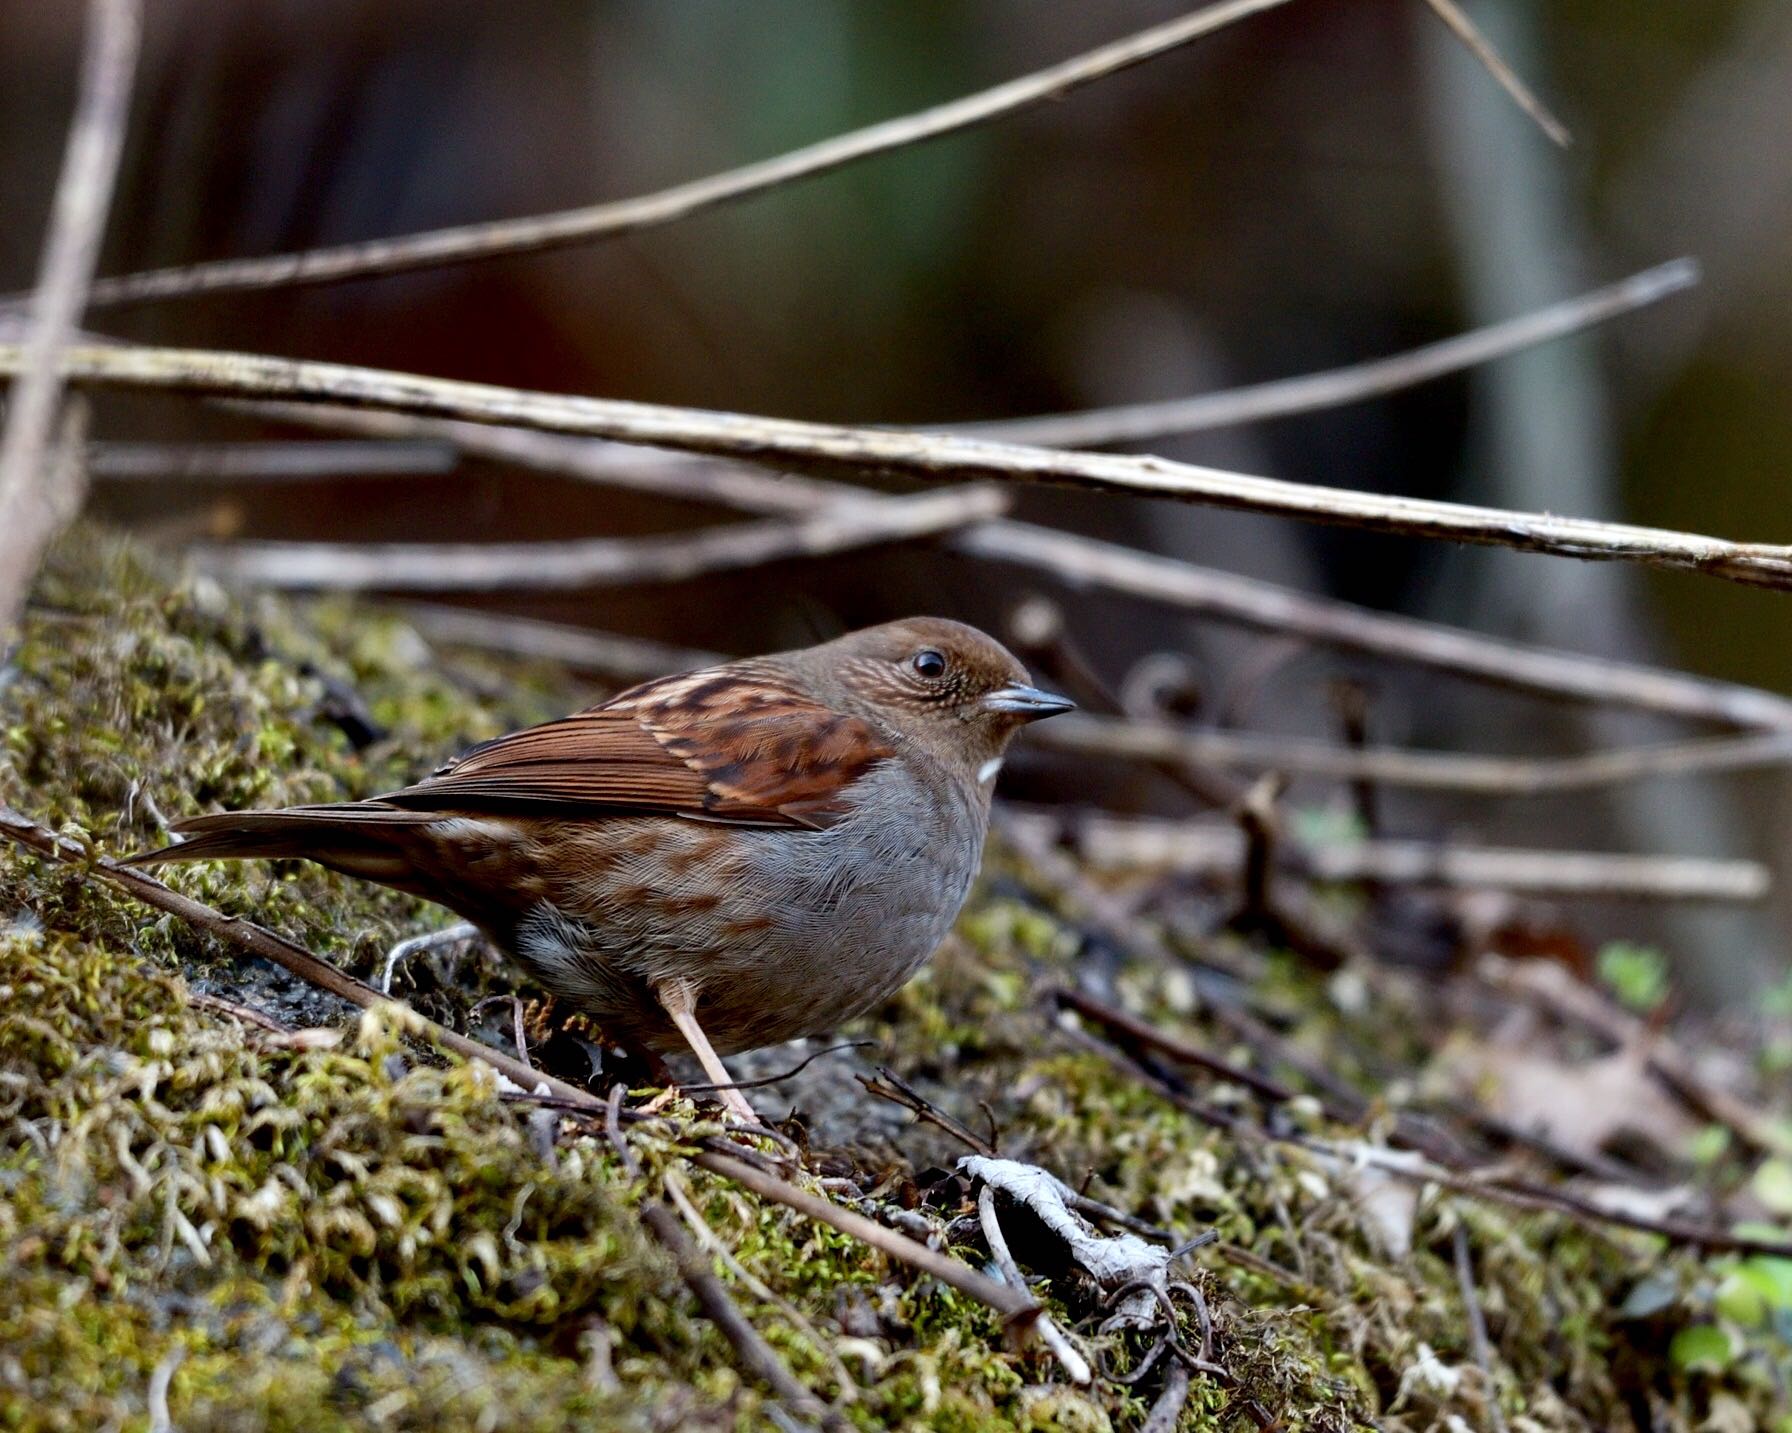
[0,0,140,631]
[66,0,1300,308]
[12,341,1792,591]
[1033,713,1792,796]
[954,261,1690,447]
[192,484,1006,591]
[664,1168,862,1401]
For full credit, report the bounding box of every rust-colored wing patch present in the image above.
[638,668,894,827]
[379,667,893,828]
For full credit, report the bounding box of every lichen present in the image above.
[3,527,1789,1430]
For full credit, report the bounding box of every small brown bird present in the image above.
[128,617,1071,1121]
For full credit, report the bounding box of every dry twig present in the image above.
[959,524,1792,726]
[963,1156,1177,1332]
[1418,0,1570,146]
[40,0,1564,318]
[662,1168,862,1402]
[1140,1361,1192,1433]
[1066,1014,1792,1259]
[0,0,140,633]
[145,1345,184,1433]
[19,342,1792,590]
[0,804,587,1102]
[1033,713,1792,796]
[88,439,456,480]
[637,1198,839,1430]
[694,1150,1037,1322]
[1050,986,1296,1109]
[1009,808,1771,903]
[186,990,292,1035]
[245,391,1792,730]
[1452,1224,1510,1433]
[609,1110,838,1425]
[191,484,1007,591]
[955,261,1690,447]
[63,0,1300,308]
[1051,985,1474,1171]
[1339,1141,1792,1259]
[859,1069,997,1156]
[401,605,723,682]
[975,1184,1093,1385]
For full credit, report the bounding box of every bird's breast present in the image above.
[744,756,983,949]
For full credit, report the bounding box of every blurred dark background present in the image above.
[4,0,1790,1001]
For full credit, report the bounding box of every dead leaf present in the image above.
[1444,1033,1695,1162]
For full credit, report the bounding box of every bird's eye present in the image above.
[911,649,947,679]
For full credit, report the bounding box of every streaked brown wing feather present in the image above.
[380,667,892,828]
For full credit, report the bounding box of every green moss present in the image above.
[3,528,1787,1430]
[0,925,697,1430]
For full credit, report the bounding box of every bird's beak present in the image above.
[981,683,1076,721]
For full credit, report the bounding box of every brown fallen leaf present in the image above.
[1443,1028,1696,1163]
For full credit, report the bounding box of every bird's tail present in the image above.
[122,803,441,882]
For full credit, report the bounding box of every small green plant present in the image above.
[1596,941,1670,1013]
[1669,1323,1737,1374]
[1750,1160,1792,1216]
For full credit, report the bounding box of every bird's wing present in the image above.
[379,668,894,829]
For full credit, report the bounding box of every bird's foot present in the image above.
[638,1081,763,1129]
[710,1081,763,1129]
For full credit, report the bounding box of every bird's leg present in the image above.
[379,920,482,994]
[654,978,760,1127]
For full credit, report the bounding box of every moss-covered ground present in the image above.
[3,530,1789,1430]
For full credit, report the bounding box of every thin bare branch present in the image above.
[952,260,1693,447]
[255,420,1792,730]
[1335,1138,1792,1259]
[88,439,456,480]
[187,990,292,1035]
[241,259,1693,483]
[64,0,1298,309]
[694,1150,1037,1322]
[16,343,1792,591]
[1420,0,1570,146]
[637,1200,840,1430]
[859,1069,997,1156]
[1141,1361,1192,1433]
[254,404,832,513]
[1033,714,1792,795]
[145,1346,184,1433]
[403,604,724,681]
[956,524,1792,728]
[1052,982,1485,1171]
[662,1168,863,1402]
[1050,986,1297,1108]
[0,804,589,1103]
[0,0,140,632]
[190,483,1007,592]
[1005,807,1770,902]
[1452,1224,1510,1433]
